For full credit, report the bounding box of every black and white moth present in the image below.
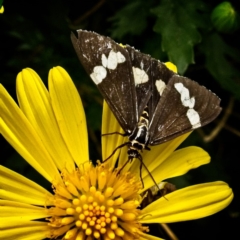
[71,30,222,164]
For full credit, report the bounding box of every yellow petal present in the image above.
[0,165,53,205]
[0,84,60,183]
[165,62,177,73]
[140,232,164,240]
[141,146,210,191]
[49,66,89,167]
[0,220,50,240]
[102,100,126,168]
[17,68,75,172]
[143,132,191,170]
[0,200,50,220]
[140,181,233,223]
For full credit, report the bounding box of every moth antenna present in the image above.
[139,156,144,188]
[140,157,168,201]
[139,155,160,191]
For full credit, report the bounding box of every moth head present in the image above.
[127,148,141,162]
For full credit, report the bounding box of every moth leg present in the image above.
[102,132,128,137]
[117,157,132,175]
[102,142,130,163]
[145,146,151,151]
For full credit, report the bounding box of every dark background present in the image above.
[0,0,240,239]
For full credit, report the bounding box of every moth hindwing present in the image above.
[71,30,222,162]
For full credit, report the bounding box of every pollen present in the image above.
[47,162,148,240]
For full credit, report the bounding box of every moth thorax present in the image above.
[131,140,145,150]
[129,125,149,145]
[129,107,150,143]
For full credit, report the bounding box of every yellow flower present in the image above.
[0,66,233,240]
[0,6,4,14]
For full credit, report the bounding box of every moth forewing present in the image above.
[71,31,138,133]
[148,76,222,145]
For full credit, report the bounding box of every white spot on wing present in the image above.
[90,66,107,84]
[90,50,126,84]
[187,109,201,128]
[106,50,126,69]
[117,52,126,63]
[107,51,118,70]
[174,83,195,108]
[132,67,149,86]
[174,82,201,128]
[101,54,107,68]
[155,80,166,96]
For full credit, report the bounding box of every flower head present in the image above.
[0,67,233,240]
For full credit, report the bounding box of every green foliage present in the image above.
[109,0,149,39]
[152,0,208,74]
[211,2,240,33]
[200,33,240,98]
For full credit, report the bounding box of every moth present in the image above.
[71,30,222,167]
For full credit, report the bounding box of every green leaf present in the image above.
[109,1,149,39]
[200,33,240,99]
[0,0,3,7]
[152,0,207,74]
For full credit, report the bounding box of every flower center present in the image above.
[47,163,148,239]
